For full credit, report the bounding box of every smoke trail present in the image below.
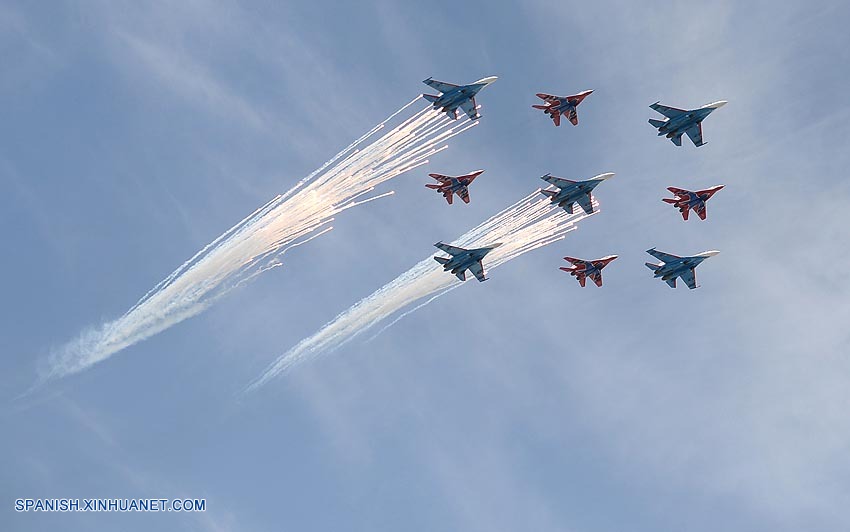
[246,192,598,391]
[44,98,477,382]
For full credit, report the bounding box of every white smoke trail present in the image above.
[44,97,477,382]
[246,192,599,391]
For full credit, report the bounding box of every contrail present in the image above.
[246,191,598,391]
[43,97,477,382]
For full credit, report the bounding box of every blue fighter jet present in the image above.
[434,242,502,282]
[644,248,720,289]
[422,76,498,120]
[648,100,727,146]
[539,173,614,214]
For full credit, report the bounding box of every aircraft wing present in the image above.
[434,242,466,256]
[423,78,458,93]
[443,190,454,205]
[680,268,698,289]
[646,248,681,263]
[667,186,691,196]
[575,193,594,214]
[589,270,603,287]
[567,108,578,126]
[685,123,704,146]
[551,111,561,127]
[456,186,470,204]
[650,102,688,118]
[536,93,560,103]
[694,202,707,220]
[429,173,451,183]
[541,174,575,188]
[460,97,480,120]
[468,260,487,282]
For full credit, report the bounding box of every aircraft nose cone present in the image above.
[477,76,499,85]
[700,250,721,257]
[594,172,616,181]
[707,100,728,109]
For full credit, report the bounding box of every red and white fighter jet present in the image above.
[663,185,725,220]
[533,90,593,126]
[425,170,484,205]
[560,255,618,287]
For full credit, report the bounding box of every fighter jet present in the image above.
[539,172,614,214]
[422,76,498,120]
[663,185,725,221]
[648,100,727,146]
[645,248,720,289]
[426,170,484,205]
[532,90,593,126]
[560,255,618,287]
[433,242,502,282]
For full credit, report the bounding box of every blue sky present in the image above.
[3,1,850,531]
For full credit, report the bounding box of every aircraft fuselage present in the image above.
[652,257,707,279]
[442,247,495,274]
[656,107,715,137]
[433,82,488,111]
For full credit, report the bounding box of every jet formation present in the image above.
[420,76,726,288]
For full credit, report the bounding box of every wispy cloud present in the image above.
[116,30,269,130]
